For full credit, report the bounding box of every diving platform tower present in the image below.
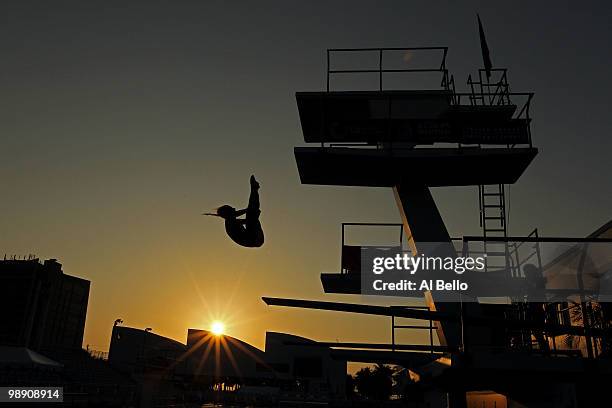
[264,46,612,407]
[296,47,536,352]
[281,47,536,406]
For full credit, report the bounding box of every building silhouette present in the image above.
[0,258,136,406]
[108,325,346,406]
[0,258,89,352]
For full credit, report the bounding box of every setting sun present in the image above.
[211,321,225,336]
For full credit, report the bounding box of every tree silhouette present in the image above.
[353,364,394,400]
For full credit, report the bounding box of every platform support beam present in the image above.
[393,183,484,353]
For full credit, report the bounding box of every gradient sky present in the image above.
[1,1,611,353]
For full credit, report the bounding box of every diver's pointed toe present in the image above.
[250,175,260,189]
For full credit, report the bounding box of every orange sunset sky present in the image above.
[1,1,611,353]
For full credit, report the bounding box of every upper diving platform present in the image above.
[294,47,538,187]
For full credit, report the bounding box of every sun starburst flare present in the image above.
[211,321,225,336]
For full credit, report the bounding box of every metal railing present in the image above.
[320,47,535,149]
[340,222,404,274]
[341,222,404,247]
[506,228,541,278]
[326,47,450,92]
[467,69,511,106]
[460,235,612,358]
[390,306,438,355]
[86,349,109,360]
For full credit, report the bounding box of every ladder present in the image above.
[478,184,509,272]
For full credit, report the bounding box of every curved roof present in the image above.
[265,331,317,345]
[114,326,185,350]
[187,329,264,354]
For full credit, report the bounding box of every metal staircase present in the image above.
[478,183,509,272]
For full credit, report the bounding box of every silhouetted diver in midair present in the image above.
[204,175,264,247]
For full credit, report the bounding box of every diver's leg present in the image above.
[244,175,264,247]
[235,176,260,217]
[247,175,260,218]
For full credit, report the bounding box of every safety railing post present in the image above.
[391,314,396,352]
[379,49,383,91]
[326,49,330,92]
[429,316,434,355]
